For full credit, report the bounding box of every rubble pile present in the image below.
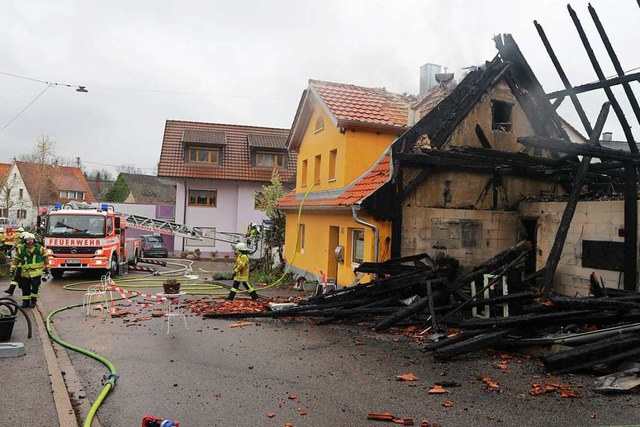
[202,241,640,380]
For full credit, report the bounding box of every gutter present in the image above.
[352,204,379,263]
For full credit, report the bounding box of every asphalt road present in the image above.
[32,259,640,426]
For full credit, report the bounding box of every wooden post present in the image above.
[624,166,638,291]
[539,103,610,298]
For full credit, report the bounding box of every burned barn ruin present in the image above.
[205,2,640,380]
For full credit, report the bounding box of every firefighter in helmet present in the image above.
[10,232,50,308]
[225,242,259,301]
[0,227,5,254]
[12,227,25,255]
[245,222,259,245]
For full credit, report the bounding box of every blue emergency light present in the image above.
[101,203,109,211]
[54,203,62,210]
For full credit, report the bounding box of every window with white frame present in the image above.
[59,190,86,200]
[17,209,27,220]
[18,189,23,199]
[351,228,364,264]
[0,208,7,217]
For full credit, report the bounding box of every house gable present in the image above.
[158,120,295,183]
[15,162,95,205]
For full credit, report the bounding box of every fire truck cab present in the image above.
[43,202,141,279]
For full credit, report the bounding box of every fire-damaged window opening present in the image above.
[491,100,513,132]
[431,219,482,249]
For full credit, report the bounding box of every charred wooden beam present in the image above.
[474,124,493,149]
[454,309,597,329]
[568,4,638,153]
[542,332,640,374]
[203,306,402,320]
[402,168,431,199]
[550,296,640,311]
[539,103,610,298]
[391,164,403,258]
[624,166,638,290]
[317,296,401,325]
[546,72,640,100]
[373,241,531,332]
[494,34,569,139]
[423,329,486,353]
[433,329,516,361]
[518,135,640,162]
[453,146,568,167]
[534,20,593,134]
[355,252,437,275]
[589,4,640,127]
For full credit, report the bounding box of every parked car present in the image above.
[139,235,168,258]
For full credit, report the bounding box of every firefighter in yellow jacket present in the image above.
[10,232,50,308]
[225,242,259,301]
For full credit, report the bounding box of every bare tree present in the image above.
[117,163,144,174]
[31,133,56,211]
[85,169,114,182]
[0,173,18,220]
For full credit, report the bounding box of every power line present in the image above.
[0,70,296,102]
[0,84,52,134]
[82,159,156,172]
[0,70,85,90]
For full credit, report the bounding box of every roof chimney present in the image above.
[602,132,613,141]
[419,63,442,94]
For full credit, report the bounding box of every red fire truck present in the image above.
[43,203,141,279]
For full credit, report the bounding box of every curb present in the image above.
[34,303,102,427]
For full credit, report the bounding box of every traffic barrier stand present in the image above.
[140,258,167,266]
[128,265,157,273]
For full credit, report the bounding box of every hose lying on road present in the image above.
[44,258,210,425]
[46,302,117,427]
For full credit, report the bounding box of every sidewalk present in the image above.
[0,291,76,427]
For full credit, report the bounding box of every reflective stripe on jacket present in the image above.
[233,253,250,282]
[13,243,47,278]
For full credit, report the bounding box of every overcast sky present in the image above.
[0,0,637,177]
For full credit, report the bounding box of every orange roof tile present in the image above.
[278,152,390,209]
[15,161,95,204]
[0,162,12,181]
[411,83,456,119]
[310,80,413,128]
[158,120,296,182]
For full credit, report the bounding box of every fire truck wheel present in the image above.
[51,269,64,280]
[109,255,119,277]
[129,249,139,266]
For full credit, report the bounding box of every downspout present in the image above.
[352,204,379,263]
[181,180,187,253]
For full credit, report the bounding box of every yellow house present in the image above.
[278,79,452,286]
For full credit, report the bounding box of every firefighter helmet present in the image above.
[22,232,36,241]
[17,227,24,232]
[234,242,249,253]
[0,227,4,233]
